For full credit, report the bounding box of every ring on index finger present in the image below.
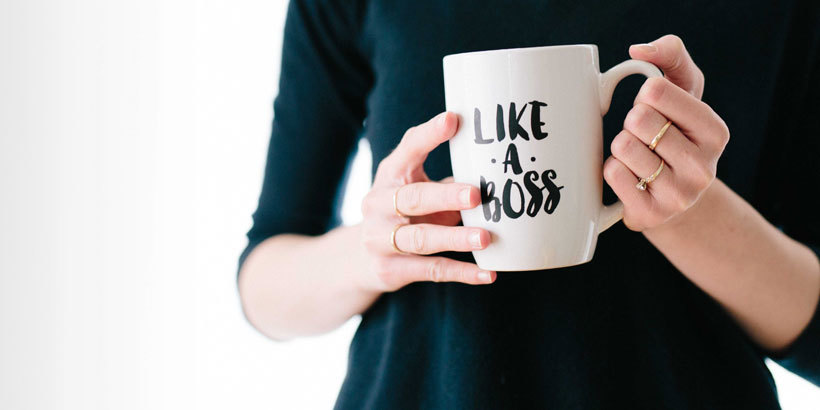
[649,120,672,151]
[390,223,410,254]
[393,186,406,218]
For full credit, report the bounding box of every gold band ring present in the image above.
[649,120,672,151]
[636,159,665,191]
[390,223,410,254]
[393,186,406,218]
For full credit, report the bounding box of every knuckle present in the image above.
[446,229,459,251]
[624,103,653,134]
[371,257,390,275]
[403,185,423,212]
[603,157,620,181]
[678,158,712,194]
[454,264,467,283]
[683,153,713,188]
[610,132,634,158]
[640,77,667,105]
[362,229,382,253]
[693,162,714,191]
[680,145,701,169]
[701,105,730,151]
[402,126,414,139]
[426,259,445,283]
[360,192,374,215]
[411,225,426,253]
[716,118,731,146]
[375,158,392,177]
[623,215,646,232]
[696,68,706,88]
[661,35,686,67]
[400,169,415,186]
[456,229,472,250]
[666,34,684,51]
[402,125,419,143]
[372,258,394,285]
[375,269,392,288]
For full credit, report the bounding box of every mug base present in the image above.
[474,255,595,272]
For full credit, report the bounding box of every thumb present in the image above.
[629,34,704,99]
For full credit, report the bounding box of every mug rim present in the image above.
[443,44,598,62]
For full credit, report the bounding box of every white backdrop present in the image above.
[0,1,817,409]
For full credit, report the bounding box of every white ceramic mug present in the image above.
[443,44,661,271]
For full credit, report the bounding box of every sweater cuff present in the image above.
[769,244,820,387]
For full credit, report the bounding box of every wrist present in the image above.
[345,223,387,295]
[643,178,722,239]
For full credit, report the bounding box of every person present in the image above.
[237,0,820,408]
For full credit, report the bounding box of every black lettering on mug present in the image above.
[479,170,564,222]
[508,102,529,141]
[502,179,526,219]
[496,104,506,141]
[542,169,564,214]
[529,100,548,140]
[471,100,564,222]
[473,108,493,144]
[480,176,502,222]
[503,143,523,175]
[523,170,543,217]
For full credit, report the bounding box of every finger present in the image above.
[623,103,702,167]
[603,156,654,230]
[610,130,671,186]
[618,109,715,215]
[379,255,496,285]
[629,34,704,98]
[413,210,462,226]
[635,77,730,153]
[387,112,459,173]
[393,223,490,255]
[394,182,479,216]
[411,176,461,224]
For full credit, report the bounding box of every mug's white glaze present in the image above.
[443,44,660,271]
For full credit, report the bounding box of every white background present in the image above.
[0,0,817,409]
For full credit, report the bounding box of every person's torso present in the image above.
[336,1,809,408]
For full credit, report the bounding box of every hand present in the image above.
[359,112,497,291]
[604,35,730,231]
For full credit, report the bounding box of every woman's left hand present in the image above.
[604,34,730,231]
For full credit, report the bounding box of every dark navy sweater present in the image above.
[240,1,820,408]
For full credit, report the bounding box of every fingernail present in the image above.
[477,271,494,283]
[460,187,473,206]
[470,231,483,248]
[630,43,657,55]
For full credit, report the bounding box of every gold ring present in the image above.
[648,120,672,151]
[636,159,665,191]
[390,223,410,254]
[393,186,406,218]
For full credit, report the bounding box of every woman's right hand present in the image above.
[359,112,497,292]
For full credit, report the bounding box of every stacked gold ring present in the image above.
[649,120,672,151]
[392,186,410,254]
[635,120,672,191]
[390,223,410,254]
[636,159,665,191]
[393,186,406,218]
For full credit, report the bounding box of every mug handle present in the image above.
[596,59,663,234]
